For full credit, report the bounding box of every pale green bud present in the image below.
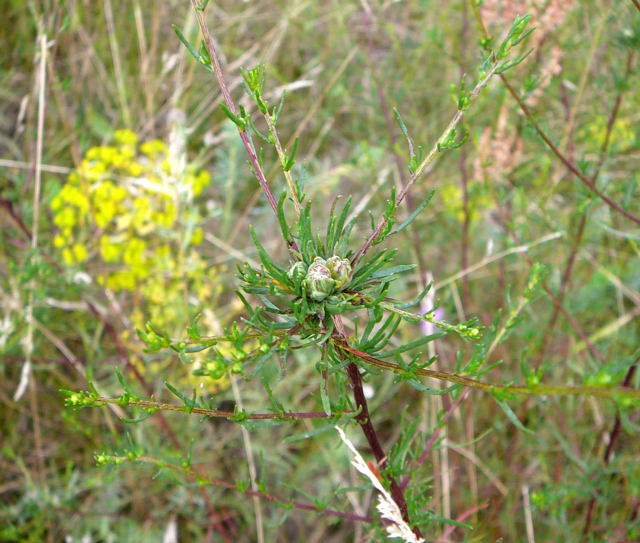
[303,256,335,301]
[287,260,308,283]
[326,255,351,289]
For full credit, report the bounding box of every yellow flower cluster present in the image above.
[50,129,211,287]
[439,182,493,223]
[51,128,228,390]
[580,118,635,151]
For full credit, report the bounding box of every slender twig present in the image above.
[400,390,470,490]
[86,302,232,540]
[534,50,635,370]
[0,198,32,240]
[334,341,640,401]
[437,502,490,542]
[470,2,640,226]
[351,61,500,266]
[108,455,372,523]
[263,109,302,216]
[500,75,639,225]
[190,1,282,223]
[86,396,355,420]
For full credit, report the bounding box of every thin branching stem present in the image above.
[263,110,303,216]
[534,49,636,370]
[190,2,283,224]
[470,1,640,226]
[87,303,233,539]
[400,390,470,491]
[352,62,499,266]
[111,455,372,522]
[334,341,640,401]
[88,396,355,420]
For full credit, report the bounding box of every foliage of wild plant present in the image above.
[2,1,640,541]
[57,4,640,540]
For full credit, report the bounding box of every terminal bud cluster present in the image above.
[289,255,352,302]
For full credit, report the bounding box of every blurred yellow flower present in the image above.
[50,128,222,391]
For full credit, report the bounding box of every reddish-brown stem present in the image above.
[534,50,635,370]
[501,78,639,224]
[86,302,232,541]
[131,456,372,523]
[333,316,421,538]
[1,198,32,240]
[437,501,489,542]
[470,3,640,226]
[190,1,299,252]
[345,360,419,531]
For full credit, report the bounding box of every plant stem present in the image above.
[333,316,421,538]
[352,61,499,266]
[534,49,635,370]
[113,455,372,522]
[334,341,640,401]
[87,396,355,420]
[400,390,469,490]
[469,1,640,226]
[190,2,284,227]
[87,303,233,540]
[263,110,303,217]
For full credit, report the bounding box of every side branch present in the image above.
[335,341,640,401]
[108,455,372,522]
[470,1,640,226]
[190,2,281,219]
[351,62,499,265]
[86,396,354,420]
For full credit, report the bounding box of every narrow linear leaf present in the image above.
[220,103,246,130]
[390,190,435,235]
[283,137,299,171]
[493,398,534,434]
[283,424,335,443]
[172,25,200,63]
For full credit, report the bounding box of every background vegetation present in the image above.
[1,0,639,541]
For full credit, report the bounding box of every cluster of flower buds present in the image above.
[288,255,352,302]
